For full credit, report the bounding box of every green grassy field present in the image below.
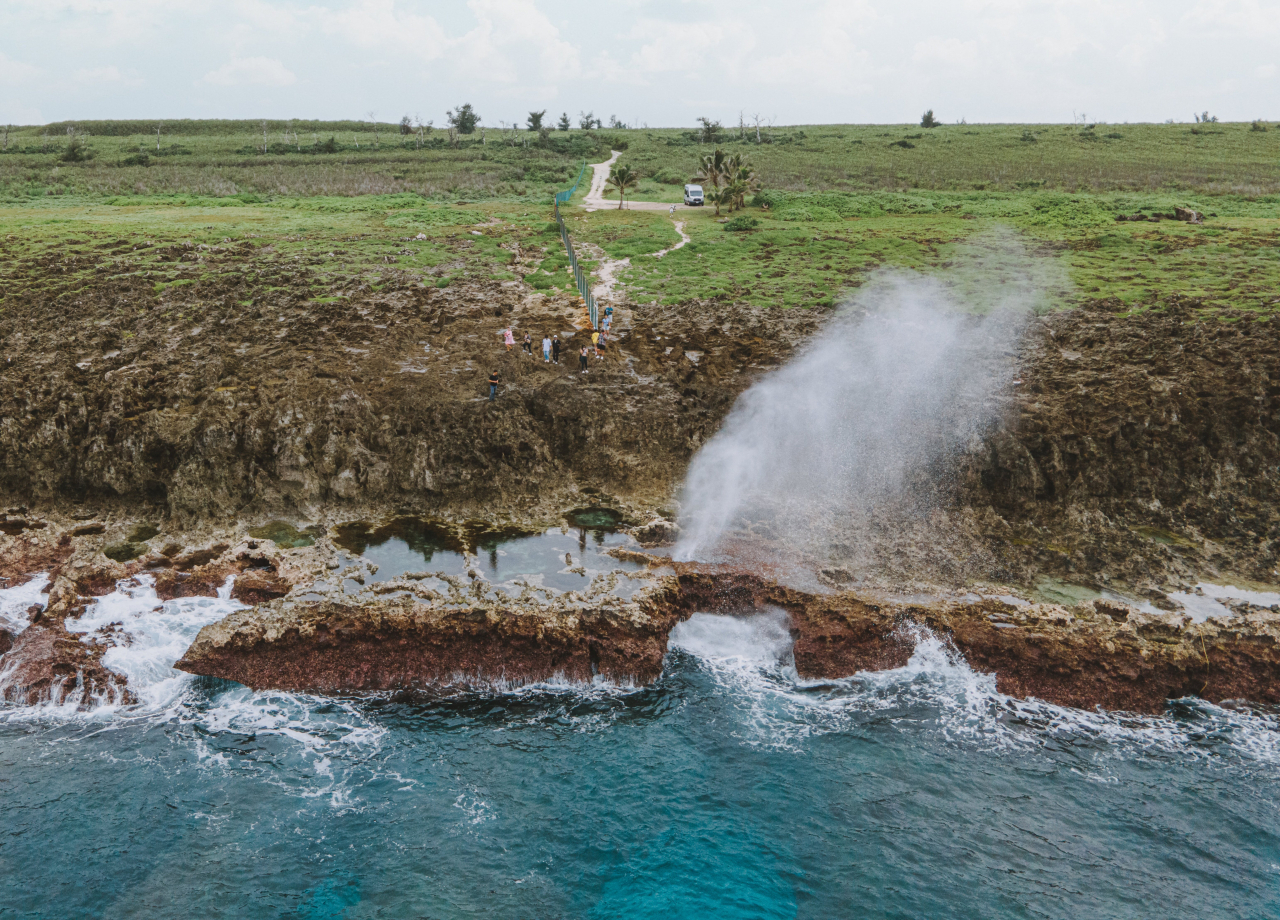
[1,119,1276,320]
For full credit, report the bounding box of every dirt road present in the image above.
[583,151,691,212]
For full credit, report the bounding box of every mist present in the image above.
[673,272,1030,564]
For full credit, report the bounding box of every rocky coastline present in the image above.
[1,290,1277,714]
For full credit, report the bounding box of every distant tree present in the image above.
[604,163,640,209]
[447,104,480,134]
[2,124,9,150]
[59,127,93,163]
[921,109,939,128]
[578,111,596,129]
[399,115,412,135]
[608,115,627,129]
[318,135,339,153]
[697,117,722,143]
[557,112,571,131]
[527,110,546,131]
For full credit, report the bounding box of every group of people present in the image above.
[489,305,617,400]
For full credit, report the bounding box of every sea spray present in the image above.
[674,272,1028,563]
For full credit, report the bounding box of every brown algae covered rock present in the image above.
[175,588,683,692]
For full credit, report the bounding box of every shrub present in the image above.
[59,135,94,163]
[921,109,939,128]
[317,136,339,153]
[1252,120,1269,132]
[890,140,915,149]
[723,216,760,231]
[121,152,151,166]
[1020,130,1038,144]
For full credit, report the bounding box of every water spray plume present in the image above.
[674,272,1030,565]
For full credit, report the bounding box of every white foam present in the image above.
[669,610,794,668]
[0,573,49,635]
[669,612,1280,765]
[64,574,241,711]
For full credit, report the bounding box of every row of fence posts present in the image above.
[553,161,598,330]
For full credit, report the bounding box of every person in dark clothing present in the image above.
[579,346,589,373]
[552,335,561,364]
[488,370,499,401]
[522,331,532,355]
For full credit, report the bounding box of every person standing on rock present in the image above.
[542,334,552,363]
[503,327,514,352]
[522,331,533,356]
[488,370,500,401]
[591,329,601,359]
[579,346,589,374]
[552,335,561,364]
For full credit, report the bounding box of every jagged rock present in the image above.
[176,592,680,691]
[633,518,680,546]
[1174,206,1203,223]
[231,571,291,605]
[173,562,1280,714]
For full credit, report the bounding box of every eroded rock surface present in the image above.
[172,560,1280,715]
[175,594,678,691]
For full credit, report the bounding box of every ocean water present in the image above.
[2,583,1279,918]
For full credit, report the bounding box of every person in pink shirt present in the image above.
[502,327,514,352]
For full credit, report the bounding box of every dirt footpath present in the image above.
[583,151,691,212]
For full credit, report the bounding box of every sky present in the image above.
[1,0,1278,127]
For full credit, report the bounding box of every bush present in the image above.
[921,109,939,128]
[724,216,760,231]
[889,140,915,149]
[651,167,685,185]
[317,136,339,153]
[59,136,94,163]
[121,153,151,166]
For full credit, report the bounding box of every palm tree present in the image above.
[726,162,759,210]
[605,164,640,209]
[695,148,731,193]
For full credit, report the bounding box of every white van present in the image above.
[683,184,704,206]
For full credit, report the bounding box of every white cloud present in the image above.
[1,1,1278,125]
[201,56,297,87]
[912,36,979,67]
[314,0,448,56]
[71,65,143,87]
[0,52,40,85]
[456,0,581,88]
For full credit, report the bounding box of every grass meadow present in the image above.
[1,119,1276,321]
